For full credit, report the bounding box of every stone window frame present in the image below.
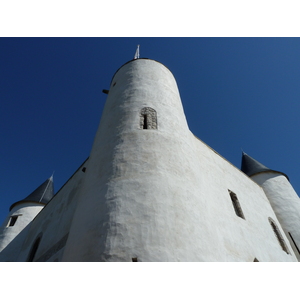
[140,107,157,130]
[268,217,290,254]
[228,190,245,220]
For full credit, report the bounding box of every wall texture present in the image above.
[0,59,297,262]
[62,59,296,261]
[252,172,300,261]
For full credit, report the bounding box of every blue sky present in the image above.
[1,37,300,224]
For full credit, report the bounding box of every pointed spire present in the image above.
[241,152,271,177]
[241,152,289,180]
[134,45,140,59]
[9,176,54,211]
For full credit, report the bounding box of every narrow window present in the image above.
[27,235,42,262]
[288,232,300,255]
[132,257,138,262]
[140,107,157,130]
[143,115,148,129]
[228,190,245,219]
[268,218,289,254]
[7,215,18,227]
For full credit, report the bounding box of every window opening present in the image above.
[253,258,259,262]
[228,190,245,219]
[143,115,148,129]
[288,232,300,255]
[132,257,138,262]
[268,218,289,254]
[27,235,42,262]
[140,107,157,130]
[7,215,18,227]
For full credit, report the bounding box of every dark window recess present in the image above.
[228,190,245,219]
[253,258,259,262]
[102,89,109,94]
[140,107,157,130]
[27,236,42,262]
[82,167,86,173]
[288,232,300,255]
[143,115,148,129]
[268,218,290,254]
[132,257,138,262]
[8,215,18,227]
[113,82,116,87]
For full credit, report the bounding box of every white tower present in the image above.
[62,58,197,261]
[60,58,298,262]
[242,152,300,260]
[0,176,54,261]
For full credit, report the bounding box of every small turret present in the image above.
[241,152,289,179]
[0,176,54,261]
[241,152,300,260]
[9,175,54,211]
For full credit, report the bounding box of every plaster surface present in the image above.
[252,172,300,260]
[1,59,298,262]
[62,59,296,262]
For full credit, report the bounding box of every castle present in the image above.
[1,57,299,262]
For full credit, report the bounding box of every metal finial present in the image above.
[134,44,140,59]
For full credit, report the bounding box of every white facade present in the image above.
[0,203,44,261]
[252,172,300,261]
[0,58,299,262]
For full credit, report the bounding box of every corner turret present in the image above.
[9,175,54,211]
[0,176,54,261]
[241,152,289,180]
[241,152,300,260]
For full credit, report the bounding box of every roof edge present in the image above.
[249,169,290,181]
[109,58,172,86]
[9,200,46,212]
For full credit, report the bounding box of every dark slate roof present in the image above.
[10,176,54,211]
[241,152,272,177]
[241,152,289,180]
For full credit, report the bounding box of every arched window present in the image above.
[140,107,157,130]
[268,218,290,254]
[27,234,42,262]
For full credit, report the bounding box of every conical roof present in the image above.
[10,176,54,211]
[241,152,289,180]
[241,152,271,176]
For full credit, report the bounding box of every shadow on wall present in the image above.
[0,222,33,262]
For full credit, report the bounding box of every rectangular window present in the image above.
[143,115,148,129]
[228,190,245,219]
[7,215,18,227]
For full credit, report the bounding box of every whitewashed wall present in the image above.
[0,203,44,261]
[252,172,300,261]
[1,59,296,262]
[10,160,88,262]
[62,59,296,261]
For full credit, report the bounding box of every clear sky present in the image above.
[1,37,300,224]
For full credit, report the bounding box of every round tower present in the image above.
[0,176,54,260]
[63,58,200,261]
[241,152,300,260]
